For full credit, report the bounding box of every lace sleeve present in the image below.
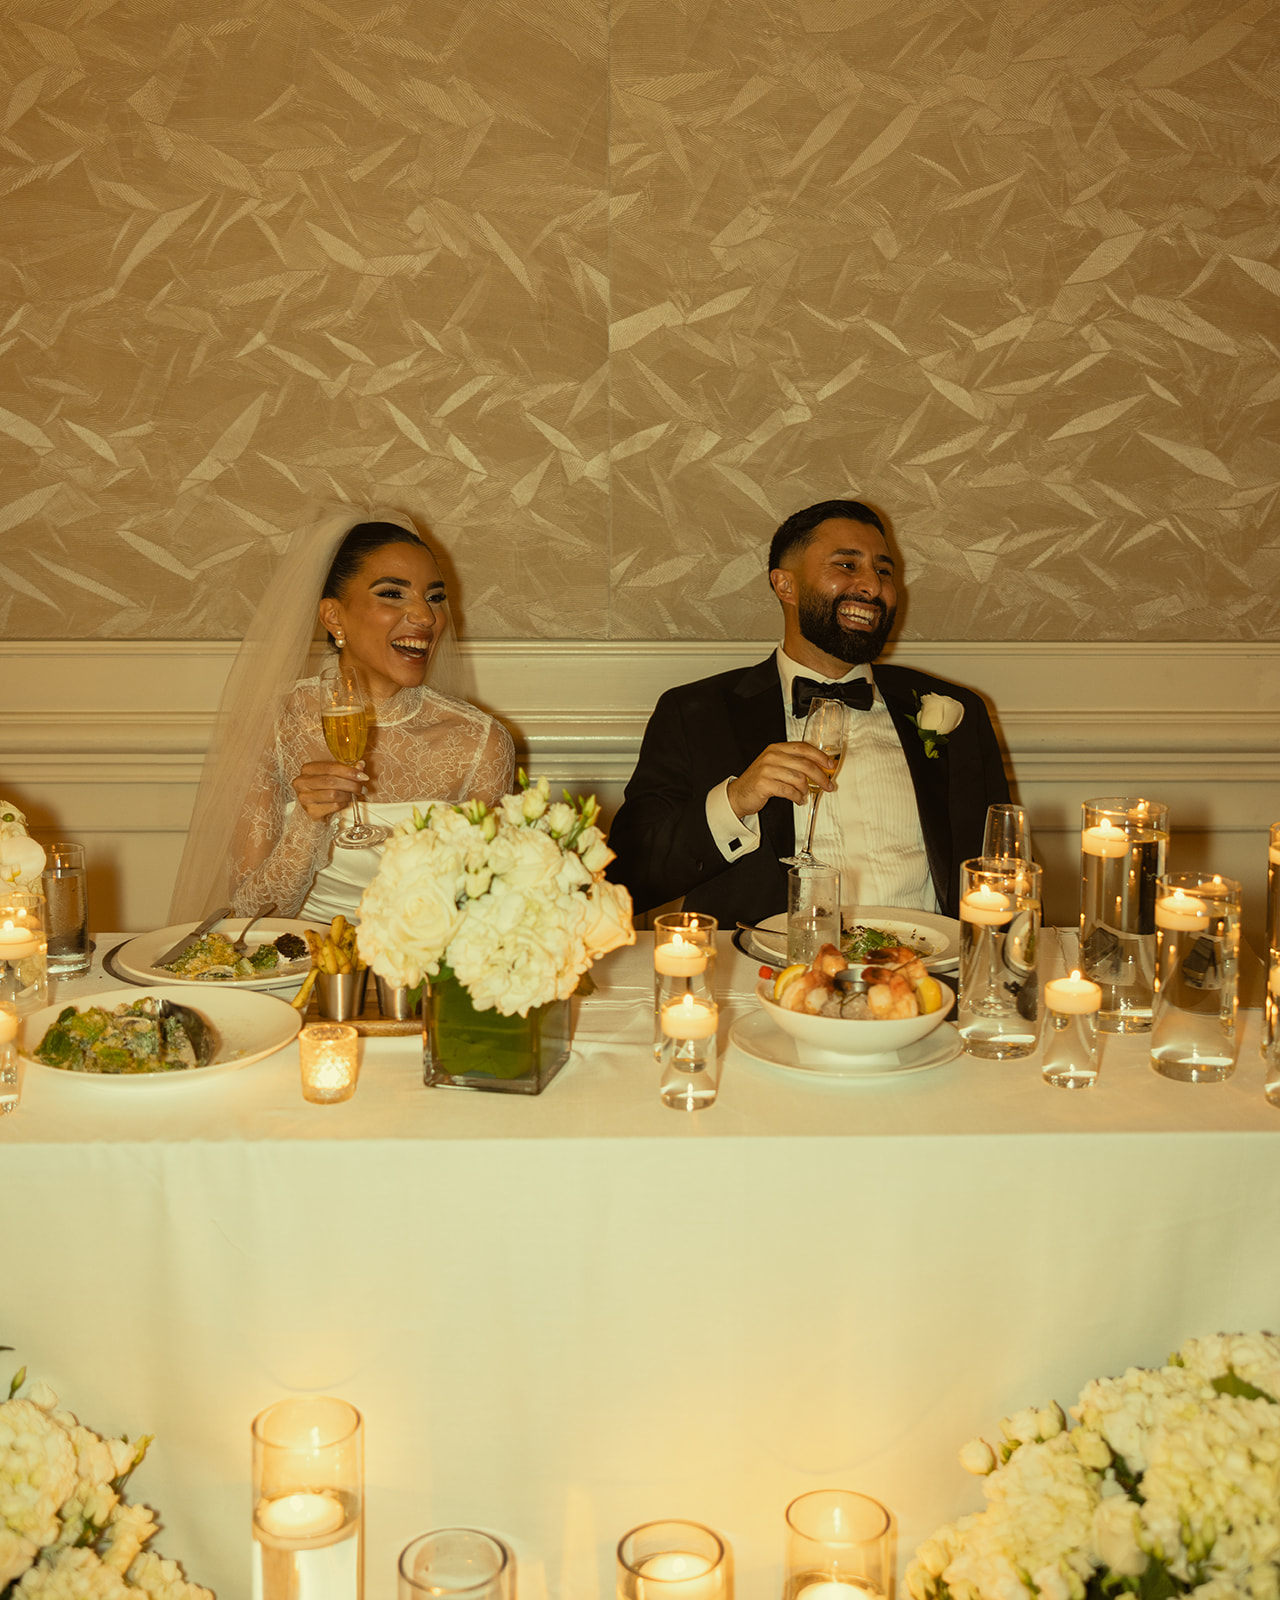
[465,718,516,805]
[229,693,334,917]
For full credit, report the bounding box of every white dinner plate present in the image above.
[115,918,324,990]
[745,904,961,970]
[729,1009,962,1079]
[19,986,301,1088]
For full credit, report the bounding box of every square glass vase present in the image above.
[422,973,572,1095]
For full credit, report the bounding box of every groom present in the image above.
[607,499,1010,926]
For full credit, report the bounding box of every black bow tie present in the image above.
[791,676,875,718]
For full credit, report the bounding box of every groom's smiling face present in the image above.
[779,518,898,668]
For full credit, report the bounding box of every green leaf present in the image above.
[1136,1558,1181,1600]
[8,1365,25,1399]
[1212,1369,1277,1403]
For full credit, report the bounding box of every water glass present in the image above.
[1151,873,1240,1082]
[788,863,841,965]
[782,1489,892,1600]
[1265,822,1279,1107]
[399,1529,513,1600]
[958,858,1042,1059]
[252,1396,362,1600]
[617,1520,732,1600]
[42,842,90,977]
[0,889,47,1015]
[982,803,1033,860]
[1079,797,1169,1032]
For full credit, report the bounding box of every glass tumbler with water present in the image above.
[1151,872,1240,1083]
[1080,797,1169,1033]
[42,842,90,977]
[788,864,841,965]
[958,857,1041,1059]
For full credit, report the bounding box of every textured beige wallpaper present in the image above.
[1,0,1276,642]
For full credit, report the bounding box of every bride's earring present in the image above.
[334,630,346,648]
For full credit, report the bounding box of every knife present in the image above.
[155,906,232,968]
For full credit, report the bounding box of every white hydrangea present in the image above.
[0,1399,78,1552]
[906,1333,1280,1600]
[126,1549,214,1600]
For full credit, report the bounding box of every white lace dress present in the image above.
[231,677,515,920]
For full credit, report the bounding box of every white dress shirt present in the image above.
[704,647,939,912]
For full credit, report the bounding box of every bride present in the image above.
[169,507,514,923]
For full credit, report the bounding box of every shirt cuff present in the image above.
[706,779,761,863]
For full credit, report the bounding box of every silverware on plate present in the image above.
[155,906,232,967]
[230,903,277,955]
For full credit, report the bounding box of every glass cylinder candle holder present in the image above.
[1042,971,1102,1088]
[618,1519,731,1600]
[958,858,1041,1059]
[1264,823,1280,1107]
[782,1489,893,1600]
[252,1396,362,1600]
[659,994,720,1110]
[0,1005,18,1115]
[299,1024,360,1104]
[399,1529,513,1600]
[787,864,841,966]
[653,913,717,1060]
[1151,873,1241,1082]
[0,890,46,1016]
[1079,796,1169,1033]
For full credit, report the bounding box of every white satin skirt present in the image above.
[297,799,422,924]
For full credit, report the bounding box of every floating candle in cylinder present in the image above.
[0,919,39,959]
[1155,891,1209,932]
[617,1521,730,1600]
[637,1552,718,1600]
[959,887,1012,925]
[258,1491,346,1540]
[794,1582,880,1600]
[661,995,718,1039]
[782,1490,890,1600]
[251,1396,362,1600]
[1081,821,1128,858]
[1045,972,1102,1015]
[0,1008,17,1043]
[654,932,708,977]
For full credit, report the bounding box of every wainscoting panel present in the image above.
[2,640,1276,944]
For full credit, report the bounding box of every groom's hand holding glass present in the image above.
[726,740,838,822]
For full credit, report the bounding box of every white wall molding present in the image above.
[2,638,1276,931]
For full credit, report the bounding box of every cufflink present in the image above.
[728,838,742,854]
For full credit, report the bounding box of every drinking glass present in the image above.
[1264,822,1280,1106]
[42,842,90,977]
[982,804,1032,861]
[782,1490,892,1600]
[1151,872,1240,1083]
[252,1396,362,1600]
[399,1529,513,1600]
[958,857,1041,1059]
[617,1520,731,1600]
[788,864,841,965]
[782,699,846,867]
[320,664,388,848]
[1079,797,1169,1032]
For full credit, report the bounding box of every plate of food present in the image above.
[18,986,301,1087]
[113,918,323,990]
[742,904,960,971]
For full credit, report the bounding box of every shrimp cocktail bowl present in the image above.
[755,940,954,1057]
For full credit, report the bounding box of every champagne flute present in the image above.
[983,803,1033,861]
[782,697,846,867]
[320,664,388,849]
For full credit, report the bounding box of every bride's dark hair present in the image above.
[321,520,433,646]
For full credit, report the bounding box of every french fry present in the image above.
[293,918,366,1008]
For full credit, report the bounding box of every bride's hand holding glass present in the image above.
[315,662,388,848]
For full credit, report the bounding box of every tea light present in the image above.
[0,919,39,959]
[1045,971,1102,1015]
[257,1490,345,1540]
[1155,891,1209,932]
[661,995,718,1040]
[1081,821,1128,858]
[637,1551,717,1600]
[795,1584,879,1600]
[0,1009,16,1044]
[654,933,708,977]
[299,1023,359,1103]
[960,887,1012,925]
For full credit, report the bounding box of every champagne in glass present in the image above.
[782,698,846,867]
[1079,796,1169,1033]
[320,665,388,849]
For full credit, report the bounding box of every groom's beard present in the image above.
[797,592,895,665]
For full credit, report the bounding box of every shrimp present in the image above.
[866,971,919,1019]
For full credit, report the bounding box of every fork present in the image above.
[230,903,278,956]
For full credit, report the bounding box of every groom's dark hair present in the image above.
[768,499,885,574]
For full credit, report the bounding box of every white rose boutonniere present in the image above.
[910,693,964,759]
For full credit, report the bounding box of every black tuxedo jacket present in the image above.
[607,654,1010,927]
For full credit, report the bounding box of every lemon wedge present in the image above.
[773,963,806,1002]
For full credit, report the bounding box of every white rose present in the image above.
[577,828,613,874]
[545,802,576,837]
[1091,1495,1145,1576]
[960,1437,997,1475]
[487,824,563,892]
[917,693,964,736]
[579,879,634,960]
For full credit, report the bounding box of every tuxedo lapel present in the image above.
[728,655,794,860]
[875,669,951,906]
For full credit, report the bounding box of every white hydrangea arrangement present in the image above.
[1,1359,211,1599]
[0,803,45,893]
[357,775,635,1016]
[906,1332,1280,1600]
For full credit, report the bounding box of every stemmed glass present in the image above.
[782,697,846,867]
[319,663,388,849]
[983,803,1033,861]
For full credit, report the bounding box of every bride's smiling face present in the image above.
[317,541,447,701]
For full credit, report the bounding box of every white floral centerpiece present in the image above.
[1,1357,212,1599]
[0,804,44,894]
[906,1332,1280,1600]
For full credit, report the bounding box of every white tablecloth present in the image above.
[4,935,1279,1600]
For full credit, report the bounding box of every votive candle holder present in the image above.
[782,1490,892,1600]
[252,1396,362,1600]
[299,1024,359,1104]
[618,1519,731,1600]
